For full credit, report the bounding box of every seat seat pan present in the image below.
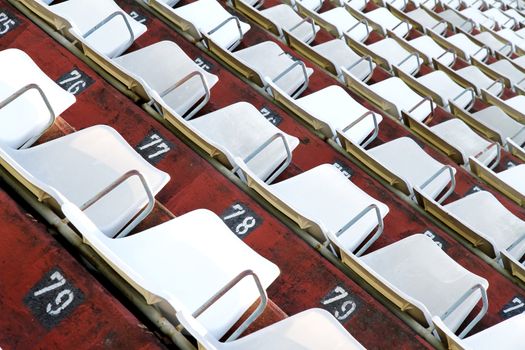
[409,36,455,67]
[456,66,502,96]
[430,119,497,165]
[172,0,251,49]
[446,34,488,61]
[368,38,420,75]
[444,191,525,259]
[417,71,472,110]
[497,164,525,196]
[497,29,525,51]
[261,4,319,42]
[472,106,525,145]
[319,7,369,41]
[365,8,412,37]
[463,314,525,349]
[50,0,147,58]
[475,32,512,56]
[490,60,525,87]
[188,102,300,180]
[361,234,488,332]
[406,8,447,34]
[368,137,454,199]
[460,8,495,29]
[234,41,313,95]
[0,125,170,237]
[113,41,219,117]
[294,85,382,142]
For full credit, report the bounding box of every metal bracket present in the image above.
[83,11,134,58]
[419,165,456,204]
[270,58,309,98]
[474,141,501,170]
[79,169,155,238]
[398,51,421,75]
[345,19,370,41]
[340,110,380,148]
[0,83,56,149]
[407,95,435,124]
[288,16,317,43]
[192,269,268,342]
[207,16,244,50]
[452,87,476,111]
[344,55,375,83]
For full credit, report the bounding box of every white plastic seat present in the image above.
[446,33,489,61]
[367,137,456,200]
[484,8,517,29]
[0,48,76,149]
[504,8,525,25]
[497,164,525,196]
[444,190,525,261]
[409,35,456,67]
[261,4,319,43]
[312,39,376,80]
[233,41,313,96]
[178,308,366,350]
[416,71,474,110]
[455,66,503,96]
[368,38,421,75]
[369,77,433,122]
[489,59,525,90]
[514,54,525,69]
[405,8,447,35]
[499,94,525,112]
[295,85,383,142]
[287,0,324,11]
[433,313,525,350]
[364,7,412,37]
[497,29,525,52]
[474,32,513,57]
[438,10,475,32]
[171,0,251,50]
[460,8,496,29]
[339,0,367,11]
[189,102,300,182]
[49,0,147,58]
[318,7,369,41]
[235,162,390,255]
[361,234,488,334]
[61,203,280,340]
[0,125,170,237]
[430,119,498,166]
[112,41,218,119]
[472,106,525,146]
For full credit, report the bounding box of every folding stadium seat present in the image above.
[426,118,501,168]
[309,39,376,81]
[284,0,325,12]
[459,8,497,30]
[61,202,280,340]
[495,29,525,52]
[333,0,367,11]
[48,0,147,58]
[112,41,218,120]
[342,73,434,122]
[454,66,504,96]
[235,162,389,256]
[365,38,422,75]
[487,164,525,198]
[234,159,488,338]
[298,6,370,42]
[408,35,456,68]
[442,0,484,10]
[258,4,320,43]
[230,41,313,97]
[403,8,448,35]
[473,32,514,57]
[437,10,476,32]
[188,102,300,183]
[409,70,476,111]
[265,82,383,141]
[440,33,490,62]
[504,8,525,26]
[0,125,170,238]
[337,135,456,202]
[0,49,76,149]
[434,313,525,350]
[357,7,412,37]
[488,59,525,91]
[166,0,251,50]
[500,0,525,10]
[483,8,518,29]
[358,234,488,338]
[442,191,525,262]
[177,308,366,349]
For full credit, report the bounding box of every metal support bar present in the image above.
[0,83,56,149]
[452,87,476,111]
[340,110,380,148]
[336,203,384,257]
[157,70,211,121]
[391,19,411,37]
[440,283,488,339]
[233,132,292,185]
[472,45,490,62]
[288,16,316,43]
[474,141,501,170]
[498,41,513,56]
[398,51,421,75]
[509,126,525,145]
[271,58,309,98]
[192,269,268,342]
[506,232,525,256]
[83,11,134,58]
[407,96,435,123]
[207,16,244,50]
[79,169,155,238]
[345,19,370,41]
[431,20,447,31]
[419,165,456,204]
[485,78,505,97]
[344,55,374,83]
[436,48,457,66]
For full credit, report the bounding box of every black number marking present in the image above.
[221,202,262,238]
[56,68,94,95]
[135,129,174,165]
[259,106,283,126]
[0,10,20,37]
[320,285,360,323]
